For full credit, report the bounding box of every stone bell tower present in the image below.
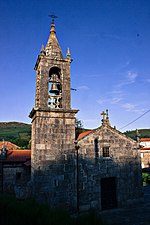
[29,20,78,207]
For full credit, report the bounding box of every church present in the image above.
[28,20,143,211]
[0,20,143,212]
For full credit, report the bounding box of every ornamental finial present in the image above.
[48,14,58,24]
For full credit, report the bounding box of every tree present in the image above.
[75,118,84,139]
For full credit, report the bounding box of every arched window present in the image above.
[49,67,61,82]
[48,67,62,108]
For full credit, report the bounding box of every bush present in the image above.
[142,172,150,185]
[0,194,107,225]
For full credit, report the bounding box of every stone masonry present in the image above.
[77,114,143,211]
[29,21,78,208]
[29,21,143,211]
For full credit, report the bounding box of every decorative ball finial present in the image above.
[40,44,46,56]
[48,15,58,34]
[66,48,71,58]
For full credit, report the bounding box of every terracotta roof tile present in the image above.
[77,130,93,140]
[140,147,150,150]
[140,138,150,142]
[0,141,19,150]
[4,150,31,163]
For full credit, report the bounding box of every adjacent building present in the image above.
[140,138,150,169]
[0,141,19,150]
[0,144,31,196]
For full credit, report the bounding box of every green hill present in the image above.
[124,129,150,140]
[0,122,31,149]
[0,121,150,148]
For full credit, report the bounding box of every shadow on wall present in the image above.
[31,148,143,212]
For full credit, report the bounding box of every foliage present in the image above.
[1,121,149,148]
[142,172,150,185]
[0,194,106,225]
[124,129,150,140]
[0,122,31,149]
[75,118,85,139]
[0,119,89,148]
[75,118,83,129]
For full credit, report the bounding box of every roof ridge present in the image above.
[77,124,137,143]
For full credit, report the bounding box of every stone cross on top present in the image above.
[101,109,110,126]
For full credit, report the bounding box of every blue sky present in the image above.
[0,0,150,132]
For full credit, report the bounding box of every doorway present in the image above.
[101,177,117,210]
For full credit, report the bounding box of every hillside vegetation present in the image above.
[0,122,31,149]
[124,129,150,140]
[0,121,150,148]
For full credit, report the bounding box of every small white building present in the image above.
[140,138,150,169]
[140,138,150,148]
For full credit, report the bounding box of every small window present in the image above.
[103,147,110,157]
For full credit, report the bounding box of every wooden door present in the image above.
[101,177,117,210]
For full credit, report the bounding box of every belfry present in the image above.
[29,20,78,207]
[29,20,143,211]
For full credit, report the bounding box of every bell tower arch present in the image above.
[29,20,78,207]
[48,66,62,108]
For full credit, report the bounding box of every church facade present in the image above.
[29,20,143,211]
[77,111,143,210]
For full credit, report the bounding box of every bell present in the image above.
[50,83,59,94]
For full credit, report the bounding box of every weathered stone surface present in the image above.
[0,162,30,194]
[30,21,78,209]
[77,123,143,210]
[29,22,143,212]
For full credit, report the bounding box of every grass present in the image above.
[0,194,107,225]
[142,172,150,186]
[0,122,31,148]
[0,126,31,139]
[124,128,150,140]
[0,121,150,148]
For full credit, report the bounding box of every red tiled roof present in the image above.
[77,130,93,140]
[140,138,150,142]
[140,147,150,150]
[0,141,19,150]
[5,150,31,163]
